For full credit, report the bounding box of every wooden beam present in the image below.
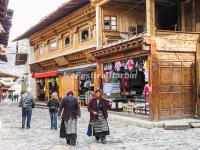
[96,4,102,49]
[146,0,155,37]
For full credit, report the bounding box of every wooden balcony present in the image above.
[155,30,200,52]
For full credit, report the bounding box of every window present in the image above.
[104,17,110,30]
[63,36,71,47]
[39,44,45,56]
[81,28,89,42]
[49,40,57,52]
[104,16,117,30]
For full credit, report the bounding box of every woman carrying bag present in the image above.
[58,91,80,146]
[47,92,59,130]
[87,89,112,143]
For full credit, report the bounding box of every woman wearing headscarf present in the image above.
[47,92,60,130]
[58,91,80,146]
[88,89,112,143]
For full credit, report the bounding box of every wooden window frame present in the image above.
[49,39,57,52]
[38,44,45,56]
[104,16,117,31]
[80,28,90,43]
[63,35,72,48]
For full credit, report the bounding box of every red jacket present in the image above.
[88,97,111,121]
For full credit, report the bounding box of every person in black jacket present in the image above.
[47,92,60,130]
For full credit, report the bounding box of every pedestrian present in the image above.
[16,93,19,102]
[87,89,112,144]
[8,94,12,100]
[19,88,35,129]
[47,92,59,130]
[13,93,17,102]
[58,91,80,146]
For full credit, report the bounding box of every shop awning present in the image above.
[32,71,58,79]
[58,65,97,74]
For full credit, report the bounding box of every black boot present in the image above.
[101,136,106,144]
[66,139,70,145]
[95,136,100,142]
[71,139,76,146]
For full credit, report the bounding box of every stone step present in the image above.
[164,122,192,130]
[189,122,200,128]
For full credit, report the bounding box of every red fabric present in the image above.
[67,91,73,96]
[127,59,134,70]
[143,84,150,103]
[121,77,129,89]
[32,71,58,78]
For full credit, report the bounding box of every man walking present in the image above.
[19,88,35,129]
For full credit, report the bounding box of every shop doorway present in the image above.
[36,79,45,101]
[48,77,59,99]
[78,72,94,106]
[102,56,150,117]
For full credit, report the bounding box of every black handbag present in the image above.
[32,103,35,108]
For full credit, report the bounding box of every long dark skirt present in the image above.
[60,119,77,140]
[92,119,110,137]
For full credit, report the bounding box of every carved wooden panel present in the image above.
[160,93,171,110]
[160,67,170,86]
[54,56,69,66]
[173,93,183,109]
[172,67,182,85]
[155,32,199,52]
[183,66,192,85]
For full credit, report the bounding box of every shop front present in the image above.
[91,37,151,118]
[58,65,96,105]
[32,71,59,101]
[101,56,150,115]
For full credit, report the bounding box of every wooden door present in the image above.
[61,73,78,99]
[159,60,195,119]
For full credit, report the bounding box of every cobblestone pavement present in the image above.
[0,100,200,150]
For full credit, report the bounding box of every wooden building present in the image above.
[14,0,96,102]
[0,0,13,62]
[0,71,19,101]
[15,0,200,120]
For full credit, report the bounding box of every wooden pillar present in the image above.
[146,0,159,120]
[94,61,103,91]
[146,0,155,37]
[58,75,63,99]
[196,42,200,117]
[57,34,62,51]
[45,78,49,101]
[96,4,102,49]
[74,73,79,99]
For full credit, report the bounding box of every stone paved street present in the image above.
[1,100,200,150]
